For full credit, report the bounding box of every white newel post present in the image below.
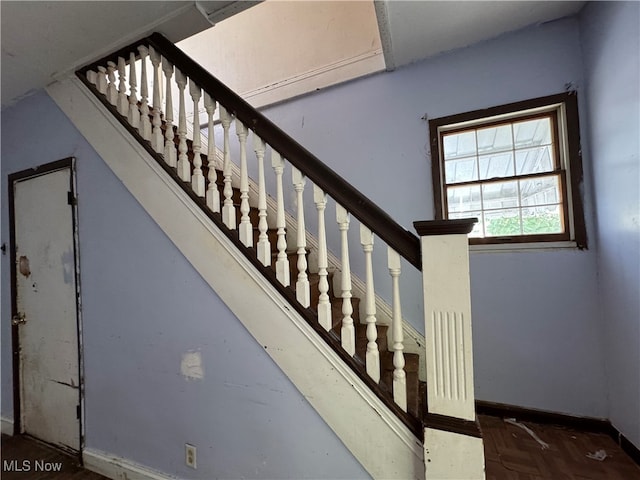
[415,219,485,480]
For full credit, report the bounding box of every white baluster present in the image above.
[360,225,380,382]
[86,70,97,86]
[388,248,407,412]
[236,120,252,247]
[204,93,219,213]
[137,46,151,141]
[161,58,176,168]
[314,185,332,331]
[254,135,270,265]
[272,151,289,286]
[96,66,108,95]
[128,52,140,129]
[189,80,205,197]
[149,47,163,154]
[106,61,118,106]
[117,57,129,116]
[336,204,355,356]
[175,68,190,181]
[293,167,310,307]
[220,106,236,229]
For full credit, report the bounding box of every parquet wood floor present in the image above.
[480,414,640,479]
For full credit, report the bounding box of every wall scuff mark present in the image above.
[19,255,30,277]
[181,350,204,380]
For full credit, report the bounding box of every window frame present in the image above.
[429,92,587,249]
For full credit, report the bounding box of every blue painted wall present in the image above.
[259,17,608,418]
[2,3,637,469]
[1,91,369,479]
[580,1,640,448]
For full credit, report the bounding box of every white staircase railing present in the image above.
[78,33,484,479]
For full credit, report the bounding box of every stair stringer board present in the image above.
[48,76,425,480]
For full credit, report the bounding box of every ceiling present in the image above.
[1,0,584,108]
[0,1,255,106]
[376,1,585,69]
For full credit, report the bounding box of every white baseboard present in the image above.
[1,416,14,435]
[83,449,175,480]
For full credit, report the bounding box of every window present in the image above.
[429,92,587,248]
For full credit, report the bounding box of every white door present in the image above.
[12,165,80,452]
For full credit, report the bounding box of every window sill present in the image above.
[469,240,579,253]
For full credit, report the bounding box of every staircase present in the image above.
[56,32,485,479]
[203,142,429,420]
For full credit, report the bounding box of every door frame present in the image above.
[8,157,84,455]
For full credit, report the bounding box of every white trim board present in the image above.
[48,76,425,480]
[84,449,175,480]
[1,416,14,435]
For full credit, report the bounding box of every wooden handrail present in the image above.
[79,33,422,270]
[414,219,477,236]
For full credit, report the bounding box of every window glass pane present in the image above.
[444,157,478,183]
[519,175,561,207]
[447,184,481,213]
[476,124,512,154]
[513,117,552,148]
[484,209,521,236]
[445,156,478,183]
[450,210,483,237]
[443,131,476,160]
[515,146,554,175]
[479,152,514,180]
[482,180,519,210]
[521,205,563,234]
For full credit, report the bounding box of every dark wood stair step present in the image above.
[308,271,335,308]
[380,350,419,373]
[354,323,389,359]
[379,362,422,419]
[330,297,362,330]
[252,228,279,249]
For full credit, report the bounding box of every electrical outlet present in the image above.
[185,443,197,469]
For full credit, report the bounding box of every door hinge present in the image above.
[67,191,77,206]
[12,312,26,325]
[77,405,81,419]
